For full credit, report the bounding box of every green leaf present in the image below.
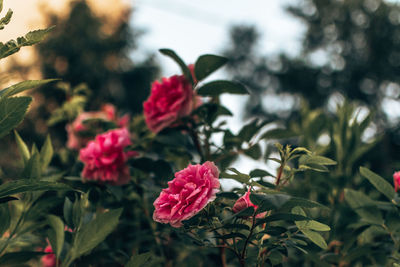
[0,180,71,199]
[21,153,41,179]
[197,80,248,96]
[0,251,46,265]
[47,215,64,258]
[40,135,53,172]
[220,168,250,183]
[292,207,330,231]
[255,212,311,226]
[0,204,10,236]
[360,167,395,201]
[249,193,291,212]
[194,54,228,81]
[14,130,30,164]
[0,9,12,30]
[0,79,57,99]
[301,229,328,249]
[281,197,328,210]
[261,128,298,140]
[344,189,384,225]
[63,197,74,228]
[126,252,152,267]
[0,96,32,138]
[0,26,54,59]
[299,155,337,166]
[244,144,262,159]
[70,208,123,260]
[249,169,275,178]
[238,119,266,143]
[159,48,193,83]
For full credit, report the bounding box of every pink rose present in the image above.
[41,245,57,267]
[66,104,130,150]
[394,171,400,192]
[233,188,266,218]
[153,161,220,227]
[79,128,136,185]
[143,75,200,133]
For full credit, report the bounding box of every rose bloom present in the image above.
[79,128,136,185]
[143,75,201,133]
[41,245,57,267]
[66,104,129,150]
[394,171,400,192]
[153,161,220,227]
[233,188,266,218]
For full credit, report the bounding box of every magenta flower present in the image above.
[394,171,400,192]
[143,75,200,133]
[79,128,136,185]
[66,104,129,150]
[153,161,220,227]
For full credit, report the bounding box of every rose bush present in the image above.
[1,4,399,265]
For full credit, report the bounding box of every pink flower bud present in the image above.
[394,171,400,192]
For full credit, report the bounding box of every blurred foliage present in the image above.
[223,0,400,174]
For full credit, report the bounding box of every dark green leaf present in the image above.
[261,128,298,140]
[0,79,57,99]
[244,144,262,159]
[194,54,227,81]
[300,229,328,249]
[249,193,291,212]
[255,213,311,226]
[0,96,32,138]
[360,167,395,201]
[344,189,384,225]
[63,197,74,228]
[249,169,275,178]
[14,130,30,164]
[0,204,10,236]
[0,251,45,265]
[0,26,54,59]
[292,207,330,231]
[0,180,71,199]
[21,153,41,179]
[126,252,152,267]
[159,48,192,83]
[0,9,12,30]
[197,80,248,96]
[40,135,53,172]
[281,197,328,210]
[299,155,337,166]
[70,208,123,260]
[47,215,64,257]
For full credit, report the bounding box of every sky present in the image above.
[133,0,304,75]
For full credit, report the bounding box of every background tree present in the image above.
[223,0,400,173]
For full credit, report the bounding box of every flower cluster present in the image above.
[79,128,136,185]
[66,104,129,150]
